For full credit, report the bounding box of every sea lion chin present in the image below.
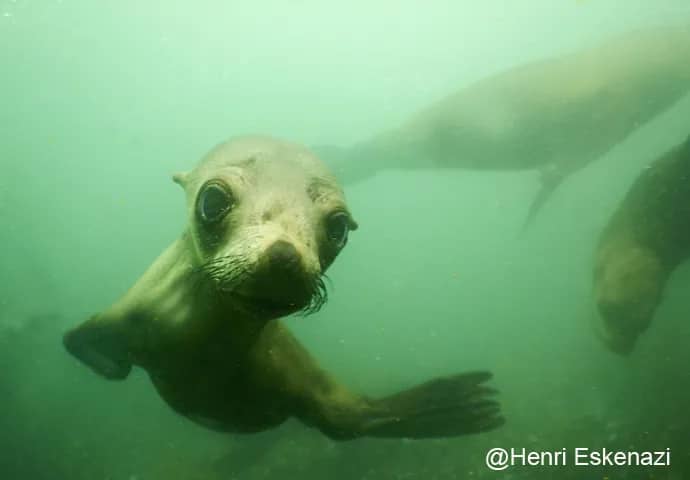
[594,245,663,354]
[63,135,503,440]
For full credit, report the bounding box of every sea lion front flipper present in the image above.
[263,325,502,440]
[361,371,504,438]
[522,163,570,230]
[63,314,132,380]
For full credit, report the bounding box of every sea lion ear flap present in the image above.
[63,315,132,380]
[172,172,189,189]
[344,210,358,231]
[348,216,359,231]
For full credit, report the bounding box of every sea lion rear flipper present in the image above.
[522,163,570,230]
[361,371,504,438]
[63,314,132,380]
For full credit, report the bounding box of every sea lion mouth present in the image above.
[226,282,328,317]
[230,277,328,316]
[593,306,645,356]
[191,257,329,317]
[595,296,654,355]
[233,293,300,315]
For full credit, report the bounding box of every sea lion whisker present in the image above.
[187,254,249,294]
[296,276,328,316]
[322,273,334,291]
[215,261,253,294]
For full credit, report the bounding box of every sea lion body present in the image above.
[321,24,690,225]
[395,25,690,170]
[64,136,502,439]
[594,135,690,354]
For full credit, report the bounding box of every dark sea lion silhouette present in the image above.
[594,134,690,354]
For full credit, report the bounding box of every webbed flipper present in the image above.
[361,371,503,438]
[522,163,571,230]
[63,314,132,380]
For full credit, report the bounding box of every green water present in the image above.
[2,1,690,479]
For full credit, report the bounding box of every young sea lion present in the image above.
[63,136,503,440]
[594,135,690,354]
[317,24,690,227]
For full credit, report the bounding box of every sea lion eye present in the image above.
[197,182,234,223]
[326,212,350,248]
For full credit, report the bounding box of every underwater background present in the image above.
[2,1,690,479]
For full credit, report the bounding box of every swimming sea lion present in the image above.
[63,136,503,440]
[318,23,690,227]
[594,134,690,354]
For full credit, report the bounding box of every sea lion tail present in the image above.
[522,164,569,230]
[360,371,504,438]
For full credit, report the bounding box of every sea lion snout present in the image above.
[199,226,326,316]
[595,297,650,354]
[245,238,322,312]
[594,247,663,354]
[597,297,653,330]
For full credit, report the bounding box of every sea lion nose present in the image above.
[266,240,301,274]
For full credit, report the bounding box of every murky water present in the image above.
[3,2,690,479]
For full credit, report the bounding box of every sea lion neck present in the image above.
[103,232,268,368]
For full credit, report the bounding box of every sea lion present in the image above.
[63,136,503,440]
[317,23,690,227]
[594,134,690,354]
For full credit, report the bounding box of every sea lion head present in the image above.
[173,136,358,320]
[594,245,664,354]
